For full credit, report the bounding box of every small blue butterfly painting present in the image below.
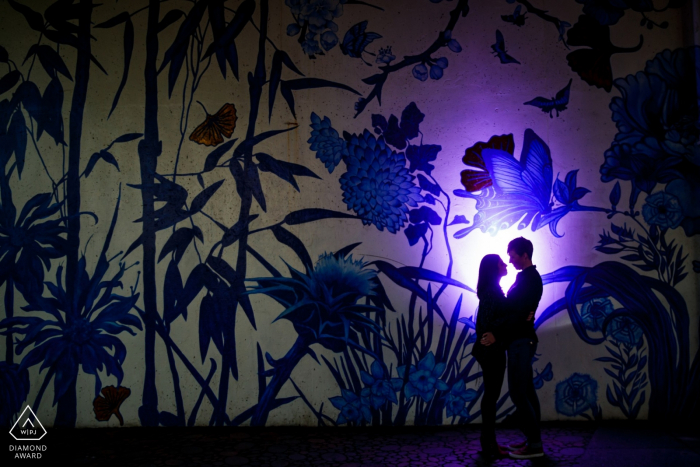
[524,79,572,118]
[491,29,520,64]
[502,5,527,27]
[340,21,382,65]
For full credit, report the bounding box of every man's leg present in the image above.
[507,338,541,449]
[479,351,506,451]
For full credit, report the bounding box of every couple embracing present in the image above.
[471,237,544,459]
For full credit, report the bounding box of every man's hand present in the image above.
[481,332,496,346]
[527,311,535,322]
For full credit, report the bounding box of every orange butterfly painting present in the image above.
[93,385,131,426]
[189,102,237,146]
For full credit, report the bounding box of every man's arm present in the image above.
[500,271,542,327]
[481,311,535,346]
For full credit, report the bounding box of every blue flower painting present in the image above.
[360,361,403,409]
[642,192,684,230]
[249,249,381,352]
[376,46,396,64]
[602,47,700,234]
[0,193,67,295]
[0,191,143,426]
[285,0,346,57]
[397,352,449,403]
[445,379,478,418]
[607,316,644,347]
[578,298,644,346]
[555,373,598,417]
[330,388,372,425]
[581,298,614,332]
[308,113,348,173]
[1,236,141,426]
[341,130,424,233]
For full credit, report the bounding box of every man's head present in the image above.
[507,237,533,270]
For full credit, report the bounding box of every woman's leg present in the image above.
[479,350,506,450]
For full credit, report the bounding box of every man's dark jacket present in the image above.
[493,265,543,346]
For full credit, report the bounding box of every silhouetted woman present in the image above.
[471,254,510,457]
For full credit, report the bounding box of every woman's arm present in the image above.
[484,292,534,343]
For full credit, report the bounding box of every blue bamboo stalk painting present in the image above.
[0,0,698,428]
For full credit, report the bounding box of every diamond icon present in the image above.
[9,406,47,441]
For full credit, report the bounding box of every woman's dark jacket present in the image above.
[471,286,514,361]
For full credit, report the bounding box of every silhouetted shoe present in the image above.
[508,444,544,459]
[502,440,527,451]
[479,445,507,459]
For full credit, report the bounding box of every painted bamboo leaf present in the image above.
[40,77,64,144]
[256,153,320,191]
[372,260,428,302]
[8,0,45,32]
[396,266,474,293]
[157,9,185,33]
[24,45,73,81]
[283,208,359,225]
[203,138,237,173]
[44,0,81,34]
[190,179,225,213]
[279,78,361,119]
[206,256,256,328]
[158,227,203,264]
[12,81,41,124]
[268,50,304,120]
[124,180,224,257]
[163,260,184,324]
[0,71,21,97]
[94,11,130,28]
[221,214,258,248]
[271,225,313,272]
[111,133,143,144]
[9,110,26,178]
[160,0,209,96]
[208,0,228,78]
[84,150,119,178]
[109,17,134,118]
[203,0,256,80]
[246,164,267,212]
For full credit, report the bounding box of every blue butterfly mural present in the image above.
[455,130,592,238]
[455,130,553,237]
[524,79,572,118]
[340,20,382,65]
[491,29,520,64]
[533,362,554,389]
[502,5,527,27]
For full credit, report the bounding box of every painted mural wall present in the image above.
[0,0,699,429]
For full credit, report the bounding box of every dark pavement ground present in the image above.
[5,421,700,467]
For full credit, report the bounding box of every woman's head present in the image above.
[477,254,507,299]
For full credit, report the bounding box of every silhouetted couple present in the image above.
[471,237,544,459]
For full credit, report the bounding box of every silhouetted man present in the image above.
[482,237,544,458]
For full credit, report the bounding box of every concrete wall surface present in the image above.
[0,0,698,428]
